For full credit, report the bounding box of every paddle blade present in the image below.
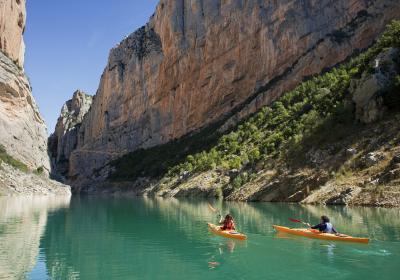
[289,218,302,223]
[208,203,217,213]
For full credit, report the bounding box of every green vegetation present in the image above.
[33,166,45,175]
[0,144,29,173]
[108,121,222,180]
[165,21,400,179]
[109,21,400,184]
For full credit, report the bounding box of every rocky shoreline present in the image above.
[0,163,71,196]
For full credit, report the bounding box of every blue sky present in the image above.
[24,0,159,133]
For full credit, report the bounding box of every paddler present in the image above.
[310,215,339,235]
[219,214,236,231]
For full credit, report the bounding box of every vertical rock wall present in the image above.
[52,0,400,184]
[0,0,50,171]
[0,0,26,67]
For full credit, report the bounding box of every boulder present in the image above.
[361,152,385,168]
[346,148,358,156]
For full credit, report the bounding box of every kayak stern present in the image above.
[273,225,369,244]
[208,223,247,240]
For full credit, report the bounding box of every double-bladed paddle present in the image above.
[289,218,311,227]
[208,203,222,219]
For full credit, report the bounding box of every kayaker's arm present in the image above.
[311,223,324,231]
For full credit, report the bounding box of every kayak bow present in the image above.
[273,225,369,244]
[208,223,247,240]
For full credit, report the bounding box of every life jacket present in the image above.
[324,222,333,233]
[222,220,234,230]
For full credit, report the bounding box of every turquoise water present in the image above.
[0,196,399,280]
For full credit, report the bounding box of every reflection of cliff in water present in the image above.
[300,204,400,240]
[139,198,400,240]
[40,197,215,279]
[0,196,71,280]
[37,197,400,279]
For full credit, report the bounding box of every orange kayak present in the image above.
[273,225,369,244]
[208,223,247,240]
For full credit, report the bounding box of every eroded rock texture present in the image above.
[0,0,26,68]
[64,0,400,184]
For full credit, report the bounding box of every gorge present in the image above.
[49,0,400,206]
[1,0,400,205]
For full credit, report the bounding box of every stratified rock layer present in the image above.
[0,51,49,170]
[49,90,93,178]
[0,0,26,67]
[67,0,400,184]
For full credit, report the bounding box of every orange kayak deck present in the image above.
[273,225,369,244]
[208,223,247,240]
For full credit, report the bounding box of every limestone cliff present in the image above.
[0,0,25,68]
[0,0,49,171]
[63,0,400,185]
[0,0,70,196]
[48,90,93,179]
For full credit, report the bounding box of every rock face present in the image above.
[48,90,93,178]
[0,0,26,68]
[0,52,49,171]
[65,0,400,184]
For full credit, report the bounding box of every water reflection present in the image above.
[0,196,71,280]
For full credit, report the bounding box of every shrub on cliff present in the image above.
[0,144,29,172]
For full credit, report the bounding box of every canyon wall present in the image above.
[62,0,400,185]
[0,0,50,171]
[0,0,25,68]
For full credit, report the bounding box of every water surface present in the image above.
[0,196,399,279]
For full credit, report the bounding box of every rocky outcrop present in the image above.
[48,90,92,178]
[0,162,71,196]
[63,0,400,186]
[0,51,49,171]
[352,48,400,123]
[0,0,26,68]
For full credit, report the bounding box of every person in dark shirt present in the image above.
[311,215,339,235]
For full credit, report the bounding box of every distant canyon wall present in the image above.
[48,90,93,179]
[55,0,400,184]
